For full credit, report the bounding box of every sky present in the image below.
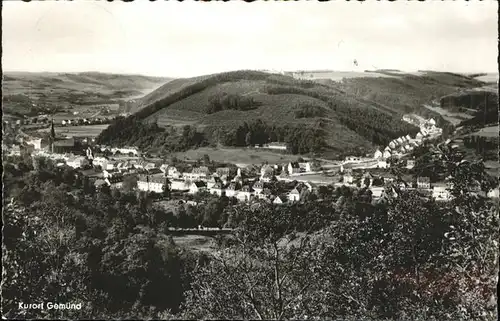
[2,0,498,78]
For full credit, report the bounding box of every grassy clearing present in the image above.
[173,147,305,165]
[38,124,109,137]
[471,125,499,138]
[172,235,217,252]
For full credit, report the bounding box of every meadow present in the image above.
[172,146,305,165]
[38,124,109,137]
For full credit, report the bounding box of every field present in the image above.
[173,147,306,165]
[37,124,109,137]
[172,235,217,253]
[470,125,499,138]
[423,104,474,125]
[2,72,170,117]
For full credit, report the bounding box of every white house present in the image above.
[209,182,225,196]
[288,162,301,175]
[93,156,109,169]
[432,184,452,201]
[374,149,383,159]
[26,138,42,150]
[382,150,392,159]
[417,177,431,189]
[377,160,389,169]
[388,142,396,149]
[61,120,67,126]
[167,166,181,179]
[170,179,189,191]
[252,180,265,194]
[266,142,287,151]
[225,182,242,198]
[397,137,404,145]
[273,195,286,205]
[406,159,416,170]
[288,184,308,203]
[487,188,499,199]
[66,156,89,169]
[237,185,254,202]
[343,172,354,185]
[189,181,207,194]
[416,132,424,140]
[103,169,121,179]
[137,174,167,194]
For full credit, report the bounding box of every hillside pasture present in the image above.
[470,125,499,138]
[172,146,305,165]
[37,124,109,137]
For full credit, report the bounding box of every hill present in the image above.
[97,70,487,157]
[2,72,171,117]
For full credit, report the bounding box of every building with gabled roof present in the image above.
[189,181,207,194]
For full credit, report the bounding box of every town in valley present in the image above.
[2,1,498,320]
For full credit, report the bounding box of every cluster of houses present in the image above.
[84,158,315,204]
[340,169,457,201]
[60,116,114,126]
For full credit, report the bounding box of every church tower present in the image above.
[50,119,56,153]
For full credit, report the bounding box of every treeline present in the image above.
[96,116,207,153]
[440,91,498,111]
[135,70,271,120]
[205,119,326,154]
[463,135,498,161]
[206,92,259,114]
[294,103,326,118]
[264,84,419,146]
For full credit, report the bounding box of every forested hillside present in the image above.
[98,70,486,156]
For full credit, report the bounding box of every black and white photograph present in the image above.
[1,0,498,320]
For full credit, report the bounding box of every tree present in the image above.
[181,203,333,320]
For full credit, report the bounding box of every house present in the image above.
[406,159,416,170]
[388,141,396,149]
[374,149,383,159]
[288,162,301,175]
[103,169,121,179]
[405,135,412,141]
[146,168,164,176]
[189,181,207,194]
[299,162,312,173]
[105,161,119,171]
[487,188,499,199]
[428,118,436,126]
[106,176,124,189]
[432,184,452,201]
[93,156,109,169]
[288,184,308,202]
[61,120,67,126]
[225,182,242,198]
[343,172,354,185]
[137,174,167,194]
[206,176,222,189]
[382,150,392,159]
[416,132,423,140]
[66,156,89,169]
[26,138,42,150]
[186,166,211,181]
[94,179,108,190]
[266,142,287,151]
[417,177,431,189]
[252,180,265,194]
[397,137,404,145]
[170,179,189,191]
[216,167,233,177]
[273,195,286,205]
[167,166,181,179]
[144,162,157,171]
[377,160,389,169]
[52,138,76,154]
[209,182,226,196]
[362,172,374,187]
[160,164,170,173]
[237,185,254,202]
